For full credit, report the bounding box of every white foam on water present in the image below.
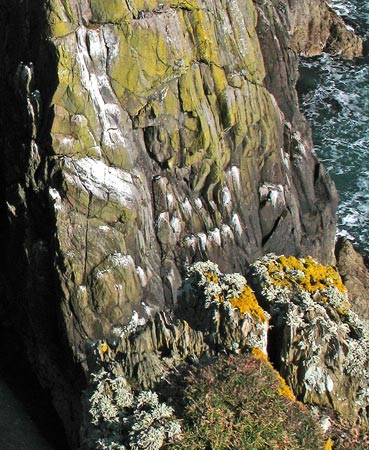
[329,0,355,17]
[299,34,369,252]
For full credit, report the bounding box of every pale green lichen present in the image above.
[85,369,182,450]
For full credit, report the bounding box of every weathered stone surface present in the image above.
[286,0,363,58]
[82,256,369,447]
[248,254,369,424]
[255,0,362,117]
[0,0,362,447]
[80,260,270,448]
[335,237,369,322]
[85,261,269,391]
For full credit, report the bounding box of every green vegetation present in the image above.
[165,354,326,450]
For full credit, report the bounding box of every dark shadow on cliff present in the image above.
[0,1,84,448]
[0,359,68,450]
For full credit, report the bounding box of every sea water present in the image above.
[298,0,369,253]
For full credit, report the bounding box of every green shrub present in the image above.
[165,354,325,450]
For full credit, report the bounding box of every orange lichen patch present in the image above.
[267,255,346,294]
[252,347,295,401]
[276,373,295,402]
[101,341,109,354]
[324,437,334,450]
[203,271,219,283]
[252,347,268,361]
[226,286,266,322]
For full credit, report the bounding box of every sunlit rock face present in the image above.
[0,0,360,446]
[248,254,369,424]
[45,0,341,344]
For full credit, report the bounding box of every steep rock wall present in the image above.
[0,0,360,446]
[46,0,339,344]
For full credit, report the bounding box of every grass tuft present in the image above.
[163,354,325,450]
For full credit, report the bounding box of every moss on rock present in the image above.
[90,0,131,23]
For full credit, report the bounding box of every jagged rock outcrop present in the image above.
[255,0,362,122]
[80,261,270,449]
[248,254,369,424]
[86,261,269,391]
[286,0,363,58]
[335,237,369,322]
[0,0,362,447]
[81,256,369,449]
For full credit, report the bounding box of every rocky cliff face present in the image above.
[0,0,362,447]
[286,0,362,58]
[81,256,369,449]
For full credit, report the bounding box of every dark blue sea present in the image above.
[298,0,369,253]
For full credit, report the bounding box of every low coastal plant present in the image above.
[164,353,325,450]
[251,347,296,401]
[84,368,182,450]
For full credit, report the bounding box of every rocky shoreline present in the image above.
[0,0,367,448]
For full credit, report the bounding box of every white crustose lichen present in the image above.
[86,369,182,450]
[250,253,369,407]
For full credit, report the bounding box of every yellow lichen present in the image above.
[325,438,334,450]
[204,271,219,284]
[266,255,350,314]
[189,262,267,323]
[268,255,346,293]
[211,64,228,93]
[251,347,268,361]
[190,8,218,64]
[252,348,295,401]
[226,286,266,322]
[170,0,198,8]
[101,342,109,354]
[276,372,295,402]
[90,0,130,22]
